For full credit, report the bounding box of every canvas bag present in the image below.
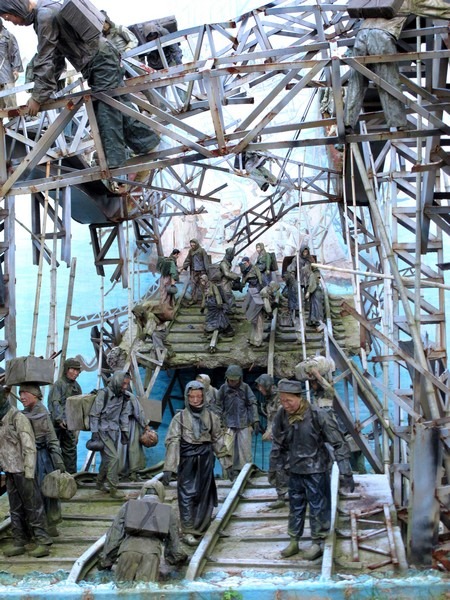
[124,499,171,536]
[42,470,77,500]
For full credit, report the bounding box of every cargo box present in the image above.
[66,393,96,431]
[124,499,171,536]
[5,356,54,386]
[347,0,403,19]
[60,0,105,41]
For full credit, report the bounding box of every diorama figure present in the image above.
[199,274,234,338]
[219,247,240,312]
[48,357,82,474]
[0,16,22,109]
[98,478,187,582]
[19,383,65,537]
[89,371,132,499]
[182,238,210,305]
[271,379,354,560]
[213,365,260,481]
[0,385,52,558]
[0,0,160,169]
[344,1,450,133]
[162,381,231,546]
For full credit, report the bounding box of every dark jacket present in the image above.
[270,404,352,476]
[214,381,259,429]
[47,374,82,425]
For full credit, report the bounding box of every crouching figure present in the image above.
[98,478,187,582]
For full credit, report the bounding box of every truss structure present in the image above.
[1,0,450,565]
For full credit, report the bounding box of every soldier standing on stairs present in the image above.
[271,378,354,560]
[88,371,132,499]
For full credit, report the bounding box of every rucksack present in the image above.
[207,262,222,283]
[156,256,173,277]
[59,0,105,42]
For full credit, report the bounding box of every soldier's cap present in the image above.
[277,378,303,395]
[241,257,250,263]
[64,358,81,371]
[255,374,274,389]
[226,364,243,380]
[19,383,42,398]
[171,248,180,255]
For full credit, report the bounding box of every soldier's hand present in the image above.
[340,474,355,493]
[13,70,19,81]
[253,422,261,436]
[161,471,172,486]
[27,98,41,116]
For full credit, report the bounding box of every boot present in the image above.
[48,525,60,537]
[302,542,323,561]
[4,545,26,557]
[109,487,126,499]
[28,545,50,558]
[280,537,299,558]
[95,480,108,492]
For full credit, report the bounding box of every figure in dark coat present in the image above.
[0,0,159,169]
[47,357,82,474]
[162,381,231,546]
[0,17,22,108]
[89,371,132,499]
[305,268,324,326]
[199,274,234,337]
[19,383,65,537]
[271,379,355,560]
[182,238,210,304]
[255,242,272,287]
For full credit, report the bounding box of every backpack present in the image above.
[59,0,105,42]
[156,256,173,277]
[207,262,222,283]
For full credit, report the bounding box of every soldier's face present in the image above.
[19,391,37,409]
[66,367,81,381]
[227,378,240,388]
[1,14,27,25]
[121,378,131,392]
[280,393,302,414]
[188,390,203,407]
[257,384,267,397]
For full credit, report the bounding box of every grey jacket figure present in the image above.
[89,371,131,498]
[0,0,159,168]
[98,478,187,581]
[0,385,52,558]
[0,17,22,108]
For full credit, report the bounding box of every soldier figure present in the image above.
[213,365,260,481]
[255,242,272,287]
[219,247,240,312]
[48,357,82,474]
[98,478,187,581]
[0,385,52,558]
[271,379,354,560]
[182,238,210,305]
[0,16,22,109]
[89,371,132,499]
[19,383,65,537]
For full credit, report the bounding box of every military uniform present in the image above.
[22,395,65,532]
[48,360,82,473]
[0,0,159,168]
[255,243,272,287]
[214,366,259,477]
[344,0,450,131]
[219,247,239,311]
[0,17,22,109]
[89,371,131,496]
[99,480,186,582]
[271,379,353,559]
[182,239,209,303]
[0,391,52,555]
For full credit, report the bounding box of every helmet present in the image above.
[225,364,243,380]
[64,358,81,371]
[255,374,274,390]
